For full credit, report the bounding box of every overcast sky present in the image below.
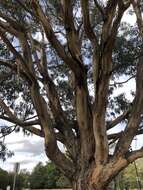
[0,130,48,172]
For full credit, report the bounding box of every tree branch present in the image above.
[0,115,39,127]
[0,99,42,137]
[0,28,36,83]
[105,1,130,52]
[93,0,105,18]
[61,0,83,65]
[111,51,143,74]
[15,0,33,15]
[128,147,143,163]
[0,125,17,138]
[0,72,13,82]
[38,46,76,157]
[0,11,26,33]
[107,109,130,130]
[114,1,143,156]
[30,82,75,178]
[0,14,35,72]
[0,99,17,119]
[110,75,135,86]
[114,57,143,155]
[0,59,16,69]
[81,0,99,49]
[31,1,81,76]
[131,0,143,35]
[0,3,76,177]
[0,28,24,61]
[102,1,130,52]
[108,128,143,140]
[0,20,19,37]
[92,0,130,164]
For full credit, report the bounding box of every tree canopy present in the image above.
[29,162,71,189]
[0,167,29,190]
[0,162,70,190]
[0,167,9,190]
[0,0,143,190]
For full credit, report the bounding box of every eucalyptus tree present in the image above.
[0,0,143,190]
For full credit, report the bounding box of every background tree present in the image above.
[0,168,9,190]
[0,0,143,190]
[0,167,29,190]
[8,170,29,190]
[115,158,143,189]
[29,162,71,189]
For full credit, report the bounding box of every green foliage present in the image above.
[0,141,14,161]
[1,159,143,189]
[115,158,143,189]
[29,162,71,189]
[123,159,143,189]
[0,162,71,189]
[0,168,29,190]
[0,168,9,190]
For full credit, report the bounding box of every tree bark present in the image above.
[2,2,143,190]
[72,177,108,190]
[71,167,111,190]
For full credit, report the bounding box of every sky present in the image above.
[0,4,140,173]
[0,130,48,172]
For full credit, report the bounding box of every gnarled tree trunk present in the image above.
[62,155,130,190]
[1,1,143,190]
[72,168,112,190]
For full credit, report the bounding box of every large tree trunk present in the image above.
[72,177,109,190]
[71,168,111,190]
[70,157,128,190]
